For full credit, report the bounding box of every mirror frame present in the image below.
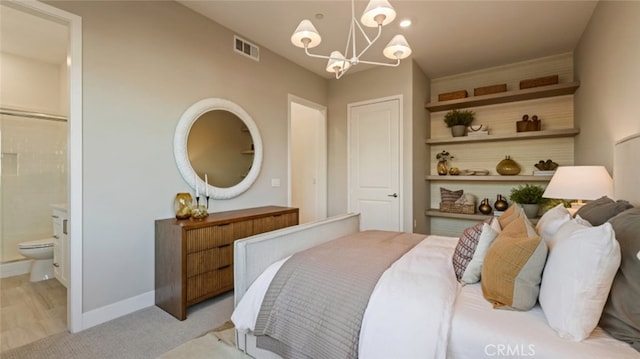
[174,98,263,199]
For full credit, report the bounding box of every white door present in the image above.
[348,97,401,231]
[290,97,327,224]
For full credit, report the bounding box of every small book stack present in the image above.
[533,170,556,176]
[493,210,505,217]
[467,130,489,136]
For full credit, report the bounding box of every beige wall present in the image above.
[412,62,430,234]
[575,1,640,173]
[327,60,426,232]
[51,1,327,312]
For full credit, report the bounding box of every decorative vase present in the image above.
[521,204,540,218]
[191,205,209,220]
[478,198,492,214]
[496,155,521,175]
[450,125,466,137]
[174,193,193,219]
[437,160,448,176]
[494,194,508,211]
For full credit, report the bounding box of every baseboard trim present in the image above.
[82,290,155,330]
[0,259,31,278]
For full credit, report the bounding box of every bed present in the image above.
[231,133,640,359]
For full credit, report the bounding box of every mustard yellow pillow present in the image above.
[497,204,522,229]
[481,216,547,311]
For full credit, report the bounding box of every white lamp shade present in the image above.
[383,34,412,59]
[361,0,396,27]
[326,51,351,73]
[291,19,322,48]
[542,166,614,200]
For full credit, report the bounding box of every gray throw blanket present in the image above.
[253,230,425,359]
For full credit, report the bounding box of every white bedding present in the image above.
[232,234,640,359]
[449,283,639,358]
[233,235,461,359]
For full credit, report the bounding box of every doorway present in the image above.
[289,96,327,224]
[348,96,402,231]
[0,0,83,338]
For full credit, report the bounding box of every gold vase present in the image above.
[496,155,521,175]
[437,160,448,176]
[191,205,209,220]
[174,193,193,219]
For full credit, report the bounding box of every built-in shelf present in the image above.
[241,150,254,155]
[425,209,539,224]
[426,175,552,182]
[426,128,579,145]
[425,82,580,112]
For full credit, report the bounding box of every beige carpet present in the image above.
[158,321,250,359]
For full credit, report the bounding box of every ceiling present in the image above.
[178,0,598,79]
[1,1,598,79]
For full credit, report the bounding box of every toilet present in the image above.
[18,238,54,282]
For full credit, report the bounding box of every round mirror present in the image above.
[174,98,262,199]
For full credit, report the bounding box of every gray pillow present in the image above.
[599,208,640,351]
[575,196,633,226]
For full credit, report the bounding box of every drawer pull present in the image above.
[218,264,231,270]
[218,243,231,249]
[217,223,231,227]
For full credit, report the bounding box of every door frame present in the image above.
[347,95,403,229]
[287,94,328,221]
[10,0,84,333]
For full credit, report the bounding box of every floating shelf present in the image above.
[426,209,539,223]
[426,128,579,145]
[241,150,255,155]
[425,82,580,112]
[426,175,552,182]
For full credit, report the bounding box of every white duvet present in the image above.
[232,234,461,359]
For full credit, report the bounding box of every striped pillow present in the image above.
[440,187,463,203]
[452,218,491,281]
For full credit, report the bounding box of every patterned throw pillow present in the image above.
[481,216,547,311]
[452,218,491,281]
[440,187,464,203]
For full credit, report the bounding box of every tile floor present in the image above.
[0,274,67,352]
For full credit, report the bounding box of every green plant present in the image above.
[444,109,475,127]
[436,150,454,161]
[509,184,545,204]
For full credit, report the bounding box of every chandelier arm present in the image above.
[356,58,401,67]
[346,18,356,60]
[355,24,382,60]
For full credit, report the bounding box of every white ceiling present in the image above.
[178,0,598,79]
[1,1,598,79]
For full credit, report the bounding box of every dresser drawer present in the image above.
[186,265,233,302]
[253,212,299,233]
[186,244,232,277]
[185,223,233,253]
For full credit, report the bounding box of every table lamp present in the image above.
[542,166,613,215]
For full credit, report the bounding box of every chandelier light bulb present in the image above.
[325,51,351,73]
[383,34,412,59]
[361,0,396,27]
[291,19,322,48]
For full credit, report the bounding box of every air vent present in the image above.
[234,35,259,61]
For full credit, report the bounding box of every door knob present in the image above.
[387,193,398,198]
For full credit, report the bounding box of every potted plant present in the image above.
[444,109,475,137]
[509,184,545,218]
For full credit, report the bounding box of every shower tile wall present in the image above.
[1,115,67,262]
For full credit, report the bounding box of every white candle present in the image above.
[195,174,199,197]
[205,174,209,196]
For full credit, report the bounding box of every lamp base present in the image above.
[568,200,585,216]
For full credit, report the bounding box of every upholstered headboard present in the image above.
[614,133,640,206]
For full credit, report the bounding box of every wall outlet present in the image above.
[271,178,280,187]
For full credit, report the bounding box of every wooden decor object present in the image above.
[474,84,507,96]
[155,206,298,320]
[519,75,559,89]
[438,90,468,102]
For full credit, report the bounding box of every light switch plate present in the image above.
[271,178,280,187]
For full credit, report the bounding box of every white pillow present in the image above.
[536,204,571,243]
[461,223,499,284]
[539,219,621,341]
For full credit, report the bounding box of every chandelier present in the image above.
[290,0,412,79]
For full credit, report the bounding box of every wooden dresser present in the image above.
[155,206,298,320]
